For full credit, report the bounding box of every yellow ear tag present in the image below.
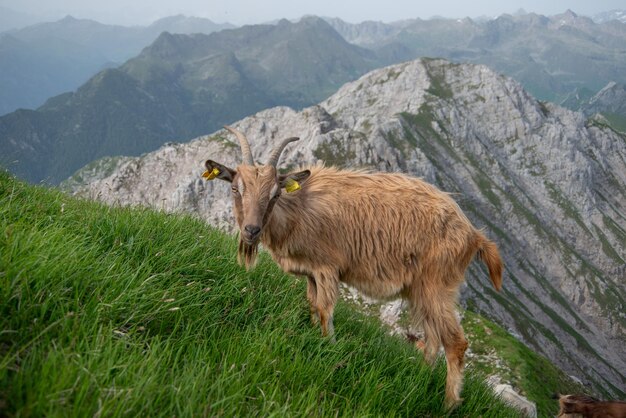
[202,167,220,180]
[285,178,301,193]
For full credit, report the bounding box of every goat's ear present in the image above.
[204,160,236,183]
[279,170,311,192]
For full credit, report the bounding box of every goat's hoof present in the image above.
[310,312,320,326]
[444,397,462,412]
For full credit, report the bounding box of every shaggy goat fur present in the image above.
[205,131,503,409]
[555,394,626,418]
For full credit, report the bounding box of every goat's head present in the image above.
[204,126,310,268]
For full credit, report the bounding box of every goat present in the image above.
[554,394,626,418]
[203,126,503,409]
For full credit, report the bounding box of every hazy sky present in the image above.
[1,0,624,26]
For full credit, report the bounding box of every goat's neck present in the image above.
[261,192,306,252]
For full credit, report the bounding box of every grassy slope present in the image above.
[462,310,585,416]
[0,170,523,417]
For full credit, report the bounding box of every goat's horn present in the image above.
[267,136,300,167]
[224,125,254,165]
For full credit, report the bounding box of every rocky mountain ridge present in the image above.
[67,58,626,397]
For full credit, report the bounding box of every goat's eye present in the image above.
[231,187,240,195]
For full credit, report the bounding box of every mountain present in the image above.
[579,82,626,133]
[0,15,234,115]
[8,15,235,63]
[560,82,626,133]
[322,17,408,45]
[0,17,378,184]
[148,14,235,35]
[584,82,626,115]
[0,31,111,116]
[325,10,626,105]
[66,58,626,398]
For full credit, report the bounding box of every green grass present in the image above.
[462,311,585,417]
[0,170,521,417]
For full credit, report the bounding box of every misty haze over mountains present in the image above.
[0,14,234,115]
[1,8,625,116]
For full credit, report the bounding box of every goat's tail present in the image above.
[476,232,503,291]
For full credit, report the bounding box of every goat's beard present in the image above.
[238,239,259,270]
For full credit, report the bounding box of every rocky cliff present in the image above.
[67,58,626,397]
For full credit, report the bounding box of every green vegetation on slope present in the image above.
[600,113,626,134]
[0,171,519,417]
[462,310,585,416]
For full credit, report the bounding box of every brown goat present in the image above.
[204,126,503,409]
[555,394,626,418]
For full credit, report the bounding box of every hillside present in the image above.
[0,15,233,115]
[0,169,534,416]
[0,17,377,184]
[68,58,626,398]
[578,82,626,133]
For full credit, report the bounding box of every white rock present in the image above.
[493,383,537,418]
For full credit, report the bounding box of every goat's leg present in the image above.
[306,275,319,326]
[313,269,339,339]
[426,284,466,410]
[417,306,441,366]
[408,291,440,365]
[409,280,466,409]
[442,317,468,410]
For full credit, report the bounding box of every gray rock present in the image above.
[492,382,537,418]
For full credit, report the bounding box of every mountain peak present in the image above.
[564,9,578,18]
[299,15,327,24]
[142,31,188,60]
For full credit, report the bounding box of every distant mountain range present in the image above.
[0,17,377,183]
[1,10,626,185]
[325,10,626,105]
[0,15,234,115]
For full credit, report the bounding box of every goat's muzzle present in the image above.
[242,224,261,244]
